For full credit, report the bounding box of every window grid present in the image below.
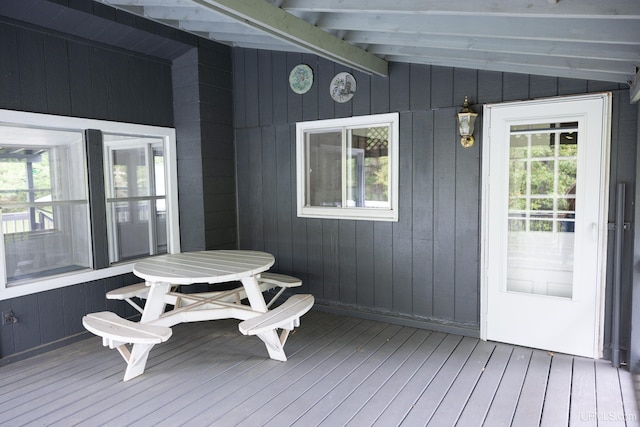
[508,127,578,233]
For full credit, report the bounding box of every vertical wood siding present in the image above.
[0,25,157,359]
[0,12,234,362]
[172,43,235,253]
[232,48,636,356]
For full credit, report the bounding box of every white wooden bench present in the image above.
[106,272,301,312]
[106,283,149,314]
[238,294,314,360]
[257,272,302,308]
[83,311,173,381]
[83,311,172,346]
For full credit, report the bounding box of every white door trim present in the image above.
[480,93,612,358]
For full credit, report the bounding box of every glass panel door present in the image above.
[507,122,578,299]
[483,93,610,358]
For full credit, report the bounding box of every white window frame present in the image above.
[0,109,180,300]
[103,135,168,263]
[296,113,399,222]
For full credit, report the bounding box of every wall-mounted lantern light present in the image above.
[457,96,478,148]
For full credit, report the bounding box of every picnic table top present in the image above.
[133,250,275,285]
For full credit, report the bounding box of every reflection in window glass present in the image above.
[306,131,342,207]
[508,126,578,234]
[0,126,91,283]
[347,126,390,208]
[104,134,167,263]
[297,113,399,222]
[507,121,578,299]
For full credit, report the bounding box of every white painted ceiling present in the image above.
[99,0,639,85]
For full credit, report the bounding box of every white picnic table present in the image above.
[82,250,313,381]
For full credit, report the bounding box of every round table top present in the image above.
[133,250,275,285]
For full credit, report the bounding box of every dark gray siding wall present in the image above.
[0,15,235,363]
[172,44,236,252]
[0,18,174,362]
[232,49,637,361]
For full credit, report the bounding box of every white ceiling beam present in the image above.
[278,0,640,17]
[201,31,302,50]
[370,45,632,76]
[385,55,630,84]
[630,69,640,103]
[345,31,640,62]
[178,20,264,34]
[192,0,388,76]
[142,6,224,21]
[225,40,306,53]
[318,14,640,44]
[104,0,197,6]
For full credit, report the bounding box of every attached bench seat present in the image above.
[239,294,313,360]
[105,272,302,312]
[239,294,313,335]
[106,283,149,314]
[83,311,172,346]
[83,311,173,381]
[258,272,302,308]
[258,272,302,289]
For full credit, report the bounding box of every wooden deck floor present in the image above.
[0,310,638,426]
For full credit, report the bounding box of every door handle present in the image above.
[592,223,598,241]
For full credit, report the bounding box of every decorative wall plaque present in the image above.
[329,72,356,103]
[289,64,314,94]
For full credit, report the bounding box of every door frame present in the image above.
[480,93,612,357]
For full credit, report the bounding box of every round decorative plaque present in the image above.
[289,64,314,94]
[329,72,356,103]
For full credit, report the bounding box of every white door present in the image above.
[482,93,611,358]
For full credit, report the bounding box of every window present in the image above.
[296,113,399,221]
[508,122,578,233]
[104,135,167,263]
[0,127,91,284]
[0,110,179,300]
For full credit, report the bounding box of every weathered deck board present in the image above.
[482,346,532,426]
[511,349,552,427]
[455,343,513,426]
[0,310,638,427]
[427,340,496,424]
[318,329,434,425]
[344,331,447,425]
[571,356,599,427]
[262,325,415,426]
[205,320,391,426]
[400,336,479,424]
[540,353,573,427]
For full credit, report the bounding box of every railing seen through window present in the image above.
[0,126,91,283]
[296,113,399,222]
[104,134,167,263]
[0,109,179,298]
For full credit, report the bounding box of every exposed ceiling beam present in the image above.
[385,54,629,84]
[191,0,388,76]
[96,0,638,84]
[369,45,632,77]
[277,0,640,17]
[317,14,640,45]
[345,31,640,62]
[178,20,265,34]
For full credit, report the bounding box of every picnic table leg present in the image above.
[122,281,172,381]
[240,276,287,361]
[255,331,288,361]
[140,282,172,322]
[240,276,268,312]
[123,343,155,381]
